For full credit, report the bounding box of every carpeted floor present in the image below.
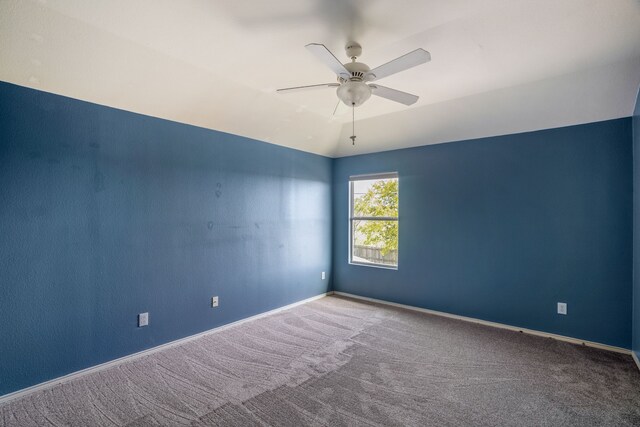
[2,295,640,426]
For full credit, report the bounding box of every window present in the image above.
[349,172,398,268]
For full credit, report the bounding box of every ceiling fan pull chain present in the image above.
[350,103,356,145]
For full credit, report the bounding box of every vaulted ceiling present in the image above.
[1,0,639,157]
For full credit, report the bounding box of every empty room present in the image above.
[2,1,640,425]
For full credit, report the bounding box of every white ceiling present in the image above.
[1,0,639,157]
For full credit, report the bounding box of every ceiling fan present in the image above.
[277,41,431,144]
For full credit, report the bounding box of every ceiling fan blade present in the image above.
[305,43,351,80]
[276,83,339,93]
[332,99,341,116]
[369,84,419,105]
[332,100,351,116]
[365,48,431,81]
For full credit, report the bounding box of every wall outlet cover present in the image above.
[138,312,149,327]
[321,271,326,280]
[557,302,567,315]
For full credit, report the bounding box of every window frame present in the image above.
[348,172,399,270]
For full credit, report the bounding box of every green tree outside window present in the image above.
[353,179,398,256]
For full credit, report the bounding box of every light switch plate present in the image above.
[211,296,219,308]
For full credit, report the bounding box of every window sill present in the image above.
[348,261,398,270]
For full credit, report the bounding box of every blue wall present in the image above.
[1,79,636,397]
[0,82,332,396]
[333,119,633,348]
[633,85,640,362]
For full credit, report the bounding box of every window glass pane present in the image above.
[351,219,398,267]
[352,178,398,218]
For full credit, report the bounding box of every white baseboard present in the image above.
[633,351,640,372]
[0,292,331,406]
[3,290,634,406]
[333,291,631,355]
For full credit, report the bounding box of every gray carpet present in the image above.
[2,295,640,426]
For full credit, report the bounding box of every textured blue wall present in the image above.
[633,86,640,362]
[333,119,633,348]
[0,82,332,396]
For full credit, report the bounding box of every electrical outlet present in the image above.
[557,302,567,315]
[321,271,326,280]
[211,296,219,308]
[138,312,149,327]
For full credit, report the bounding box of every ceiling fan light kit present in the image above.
[277,41,431,145]
[337,81,371,107]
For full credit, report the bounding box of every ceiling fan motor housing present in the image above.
[339,61,370,83]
